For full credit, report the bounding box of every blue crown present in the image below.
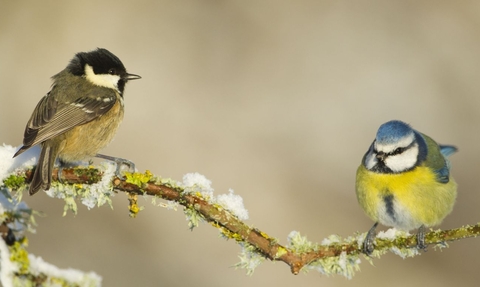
[376,120,413,144]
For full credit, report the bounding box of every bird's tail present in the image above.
[29,142,59,196]
[439,145,458,158]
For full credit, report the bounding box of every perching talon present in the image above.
[416,225,428,252]
[57,167,64,184]
[95,153,136,178]
[363,222,378,255]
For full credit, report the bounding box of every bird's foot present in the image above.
[363,222,378,255]
[95,154,136,179]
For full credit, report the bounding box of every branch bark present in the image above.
[19,167,480,275]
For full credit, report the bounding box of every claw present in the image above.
[363,222,378,255]
[416,225,428,252]
[95,154,136,178]
[57,167,64,184]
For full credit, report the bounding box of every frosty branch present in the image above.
[5,165,480,277]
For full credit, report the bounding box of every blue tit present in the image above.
[355,120,457,254]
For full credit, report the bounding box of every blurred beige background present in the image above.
[1,1,480,286]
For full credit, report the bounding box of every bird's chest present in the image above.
[369,169,434,230]
[61,100,124,160]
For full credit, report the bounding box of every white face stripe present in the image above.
[374,132,415,153]
[384,143,419,172]
[84,64,120,92]
[364,140,419,172]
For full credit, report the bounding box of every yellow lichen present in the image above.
[275,246,288,258]
[9,241,30,274]
[259,231,270,240]
[128,193,142,218]
[125,170,153,188]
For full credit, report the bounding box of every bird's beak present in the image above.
[125,73,142,81]
[376,152,386,162]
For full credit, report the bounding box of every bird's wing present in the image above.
[434,145,457,184]
[421,134,457,184]
[15,87,117,156]
[434,164,451,184]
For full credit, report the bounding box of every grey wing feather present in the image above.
[14,88,117,157]
[434,144,457,183]
[434,165,451,184]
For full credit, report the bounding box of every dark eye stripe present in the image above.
[388,140,416,156]
[391,147,405,155]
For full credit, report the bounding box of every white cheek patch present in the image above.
[364,152,378,170]
[84,64,120,92]
[375,132,415,153]
[384,144,419,172]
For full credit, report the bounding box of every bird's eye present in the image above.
[108,68,116,75]
[394,147,405,154]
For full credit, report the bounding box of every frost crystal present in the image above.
[377,228,410,240]
[0,237,17,287]
[215,189,249,220]
[287,231,317,253]
[80,162,116,209]
[42,163,115,215]
[29,254,102,287]
[182,173,214,199]
[0,144,39,182]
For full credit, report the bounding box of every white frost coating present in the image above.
[158,200,179,210]
[81,162,116,209]
[321,238,331,245]
[0,144,39,182]
[287,230,299,245]
[0,239,17,287]
[338,251,347,272]
[236,243,265,275]
[377,228,410,240]
[0,192,30,227]
[320,234,341,246]
[182,173,248,219]
[182,173,214,199]
[0,192,12,215]
[390,246,419,259]
[29,254,102,287]
[216,189,249,220]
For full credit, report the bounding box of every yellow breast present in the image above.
[355,164,456,230]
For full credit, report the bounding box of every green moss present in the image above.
[3,174,26,190]
[73,167,102,183]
